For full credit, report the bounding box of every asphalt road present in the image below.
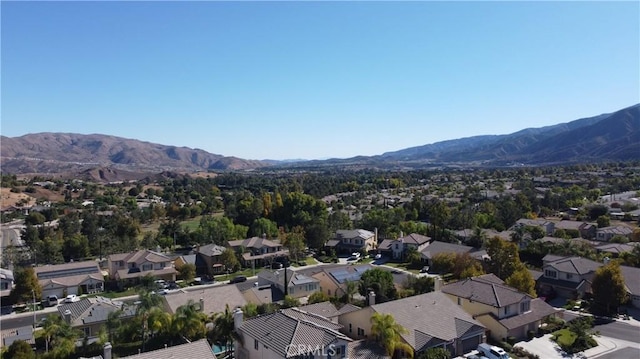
[1,311,52,330]
[594,320,640,343]
[595,347,640,359]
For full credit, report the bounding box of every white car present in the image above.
[374,253,382,260]
[64,294,80,303]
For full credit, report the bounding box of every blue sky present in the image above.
[2,1,639,160]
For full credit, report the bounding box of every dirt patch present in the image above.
[0,187,36,209]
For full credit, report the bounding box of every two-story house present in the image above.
[35,260,104,299]
[107,249,177,287]
[441,274,560,341]
[228,236,289,268]
[234,307,353,359]
[257,268,320,299]
[377,233,430,260]
[537,255,602,299]
[58,296,136,339]
[194,243,227,276]
[338,291,486,357]
[324,229,377,256]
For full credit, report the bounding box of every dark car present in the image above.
[229,276,247,284]
[271,262,284,270]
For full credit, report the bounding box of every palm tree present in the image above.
[147,307,172,338]
[42,314,61,353]
[42,313,80,359]
[105,309,123,344]
[371,312,414,359]
[136,289,162,351]
[210,304,240,357]
[172,300,207,341]
[344,280,358,304]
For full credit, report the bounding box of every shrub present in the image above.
[506,336,517,345]
[512,346,540,359]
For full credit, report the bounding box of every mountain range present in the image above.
[1,103,638,179]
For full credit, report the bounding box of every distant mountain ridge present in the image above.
[1,104,638,177]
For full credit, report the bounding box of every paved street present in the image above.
[593,321,640,343]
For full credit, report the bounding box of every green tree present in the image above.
[281,226,306,263]
[404,276,434,295]
[220,248,241,272]
[486,237,521,280]
[592,262,628,314]
[345,280,358,304]
[11,267,41,304]
[25,212,46,225]
[41,313,80,358]
[417,347,451,359]
[360,268,397,303]
[370,312,414,358]
[282,295,301,308]
[308,291,330,304]
[177,263,196,282]
[172,300,207,341]
[505,265,537,297]
[596,215,611,228]
[4,339,35,359]
[210,304,238,357]
[248,218,279,238]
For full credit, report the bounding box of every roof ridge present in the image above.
[491,283,501,307]
[281,310,343,335]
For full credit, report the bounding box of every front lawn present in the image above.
[552,329,577,347]
[384,262,420,274]
[95,287,138,299]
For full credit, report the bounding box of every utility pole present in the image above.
[32,289,36,328]
[283,267,288,296]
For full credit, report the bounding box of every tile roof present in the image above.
[420,241,474,259]
[398,233,430,245]
[116,266,177,280]
[121,339,216,359]
[496,298,561,330]
[238,310,351,357]
[544,256,601,275]
[39,273,104,289]
[595,243,637,254]
[369,291,485,352]
[57,296,136,327]
[335,303,361,316]
[109,249,171,265]
[228,237,282,249]
[196,243,226,257]
[242,285,284,305]
[441,274,531,308]
[292,301,340,319]
[162,285,247,315]
[34,260,102,278]
[377,239,395,251]
[280,307,343,330]
[621,265,640,296]
[258,268,318,288]
[335,229,375,241]
[1,326,34,347]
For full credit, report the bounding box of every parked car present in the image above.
[420,266,429,273]
[64,294,80,303]
[44,295,59,307]
[271,262,284,270]
[348,252,361,261]
[477,343,509,359]
[374,253,382,260]
[229,276,247,284]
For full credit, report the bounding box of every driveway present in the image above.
[514,334,569,359]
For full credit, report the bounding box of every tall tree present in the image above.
[172,300,207,341]
[280,226,306,263]
[11,267,41,304]
[210,304,239,357]
[5,339,35,359]
[486,237,521,280]
[360,268,397,303]
[370,312,414,358]
[220,248,241,272]
[592,262,628,314]
[505,265,537,297]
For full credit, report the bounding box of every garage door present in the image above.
[461,335,482,354]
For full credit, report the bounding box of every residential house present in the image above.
[537,255,602,299]
[0,268,14,299]
[324,229,377,256]
[162,285,247,316]
[420,241,487,267]
[234,307,352,359]
[595,242,639,258]
[290,301,360,324]
[194,243,227,276]
[118,339,216,359]
[58,296,136,339]
[107,249,177,287]
[338,291,486,357]
[377,233,430,260]
[512,219,555,236]
[553,220,597,239]
[257,268,320,299]
[441,274,560,341]
[35,260,104,299]
[596,226,634,242]
[311,264,373,299]
[620,266,640,308]
[228,236,289,268]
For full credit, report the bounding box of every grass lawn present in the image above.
[181,216,203,231]
[215,268,255,282]
[552,329,577,347]
[92,287,139,299]
[384,262,421,274]
[291,257,318,267]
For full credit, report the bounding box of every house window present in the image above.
[457,297,462,306]
[521,301,530,312]
[566,273,573,280]
[544,270,557,278]
[505,305,511,315]
[254,339,259,350]
[349,323,352,333]
[357,328,364,336]
[142,264,152,271]
[83,327,91,337]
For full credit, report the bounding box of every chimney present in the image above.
[199,297,205,312]
[399,231,404,238]
[374,227,378,244]
[233,308,244,330]
[263,233,267,239]
[103,342,112,359]
[368,291,376,306]
[63,309,72,324]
